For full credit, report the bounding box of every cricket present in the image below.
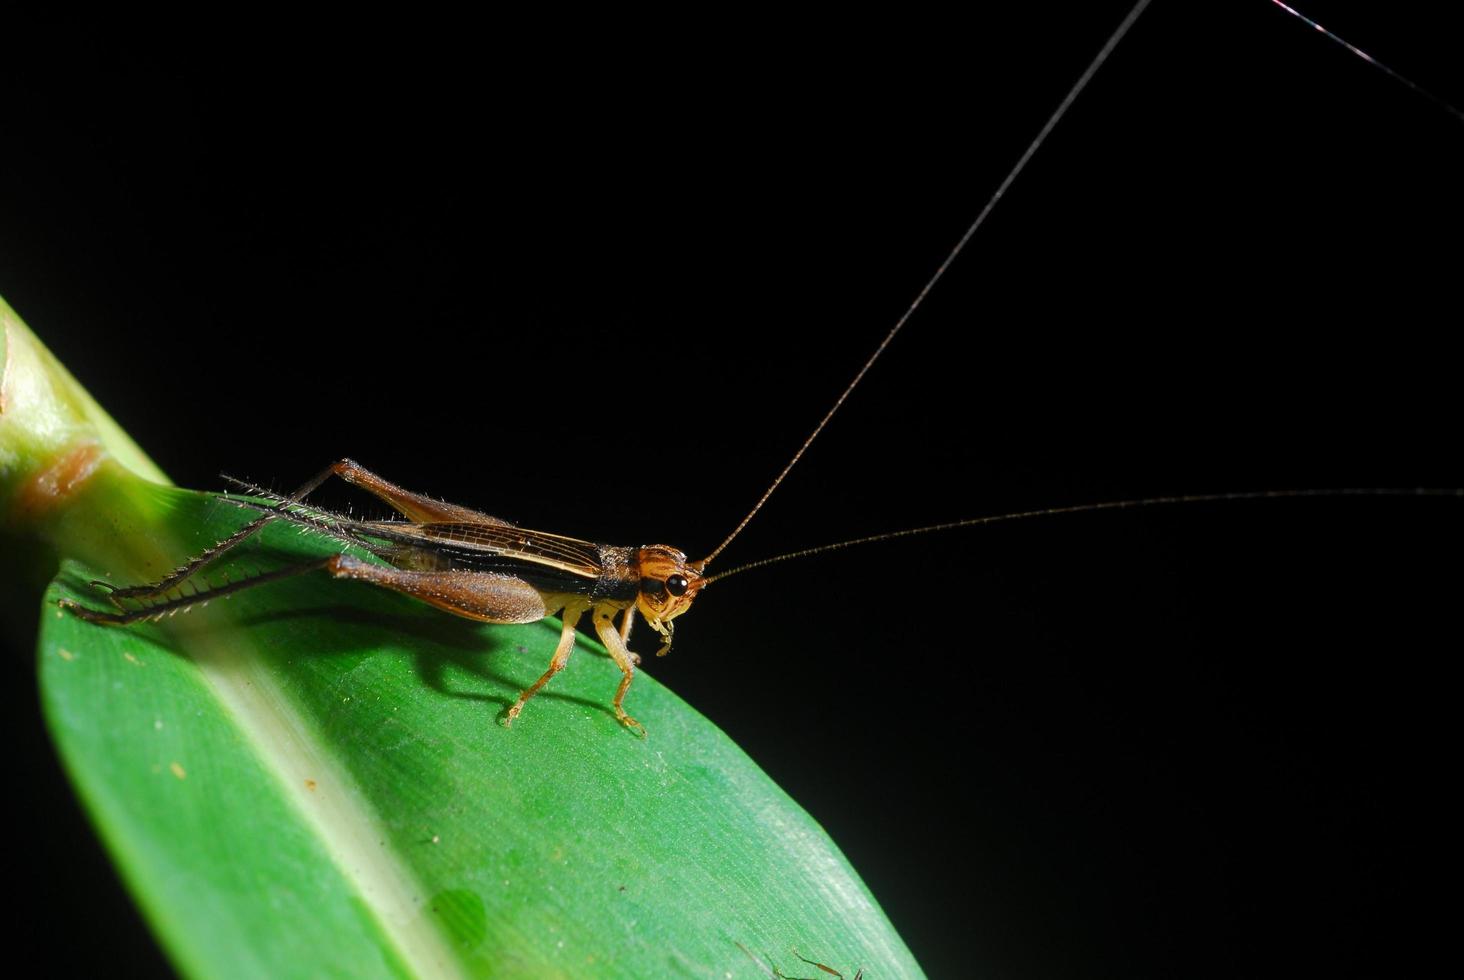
[57,0,1458,735]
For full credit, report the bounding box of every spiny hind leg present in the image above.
[101,458,507,606]
[63,559,334,624]
[325,556,548,623]
[99,461,342,604]
[593,606,645,735]
[504,602,588,727]
[68,554,549,629]
[325,459,513,526]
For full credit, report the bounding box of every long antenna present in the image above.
[702,0,1456,569]
[1266,1,1464,122]
[702,488,1462,585]
[699,0,1157,567]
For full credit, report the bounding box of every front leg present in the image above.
[593,605,646,736]
[617,606,641,665]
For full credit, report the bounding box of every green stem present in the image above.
[1,296,173,581]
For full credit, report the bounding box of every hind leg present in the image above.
[317,459,514,526]
[98,462,343,604]
[504,602,589,726]
[62,558,335,623]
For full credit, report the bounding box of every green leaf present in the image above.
[40,488,921,978]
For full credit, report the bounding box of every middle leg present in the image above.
[504,601,588,727]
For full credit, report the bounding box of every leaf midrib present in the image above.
[173,608,470,977]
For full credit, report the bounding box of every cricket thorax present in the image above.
[590,544,640,603]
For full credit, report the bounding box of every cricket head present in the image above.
[633,545,708,627]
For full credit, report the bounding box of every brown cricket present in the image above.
[63,458,718,733]
[58,0,1452,733]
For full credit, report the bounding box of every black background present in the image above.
[4,3,1461,977]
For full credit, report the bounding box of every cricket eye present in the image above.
[666,574,689,597]
[640,577,665,597]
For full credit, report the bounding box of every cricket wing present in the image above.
[365,521,606,582]
[221,495,604,589]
